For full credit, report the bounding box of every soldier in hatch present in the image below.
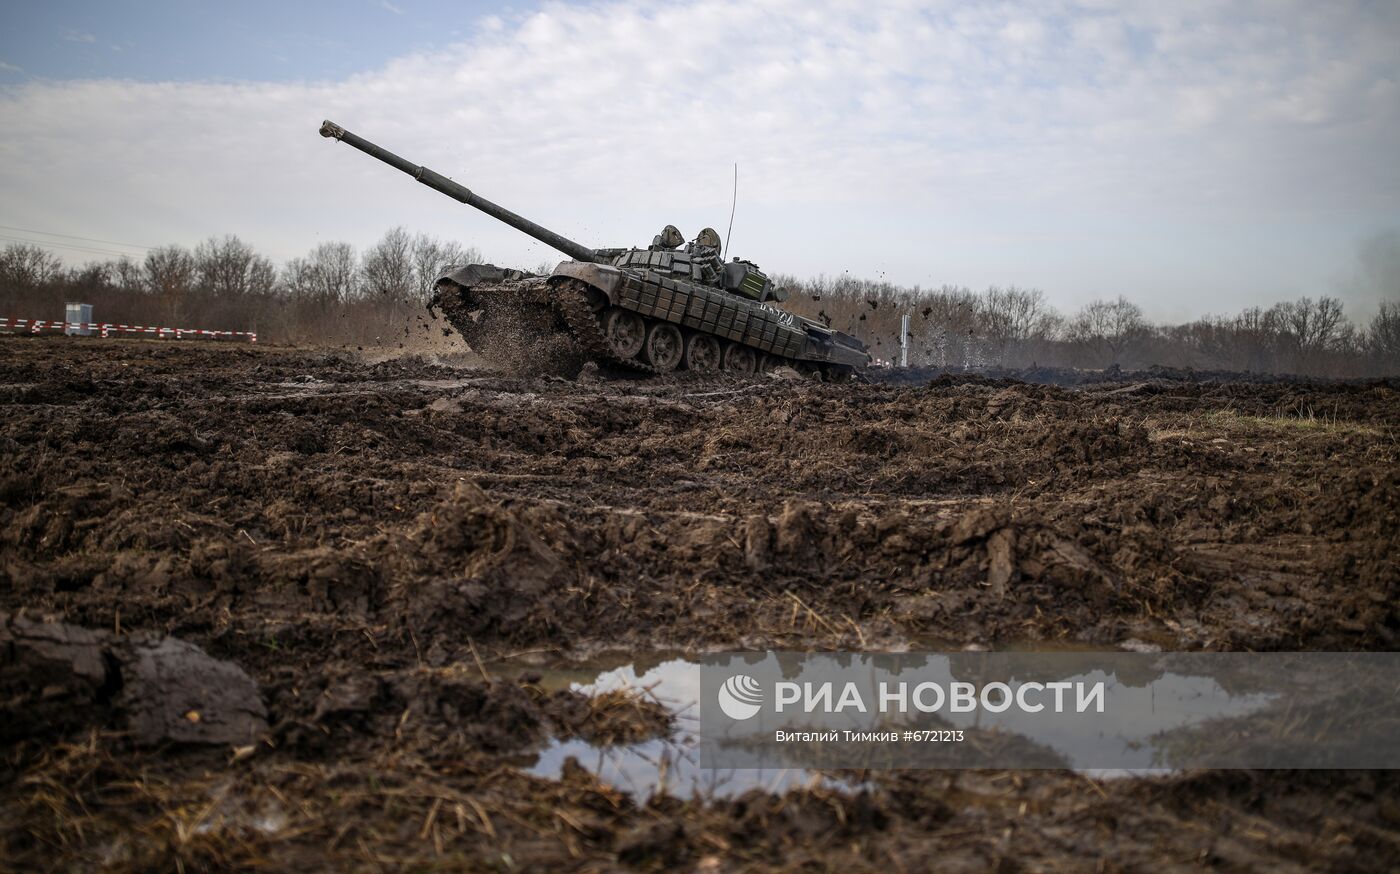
[650,224,685,250]
[688,227,724,285]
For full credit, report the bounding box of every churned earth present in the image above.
[1,336,1397,871]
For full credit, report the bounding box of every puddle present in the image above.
[498,649,1282,799]
[497,654,862,801]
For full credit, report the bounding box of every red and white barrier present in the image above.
[0,317,257,343]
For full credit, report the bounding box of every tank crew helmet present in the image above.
[694,227,722,250]
[653,224,685,249]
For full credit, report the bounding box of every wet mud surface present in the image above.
[2,337,1398,870]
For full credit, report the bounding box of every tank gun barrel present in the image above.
[319,120,601,264]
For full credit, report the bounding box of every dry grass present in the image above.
[2,730,644,872]
[1149,408,1389,443]
[1202,408,1386,438]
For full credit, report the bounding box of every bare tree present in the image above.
[409,233,475,303]
[66,262,114,290]
[1263,296,1347,371]
[143,245,196,323]
[285,242,358,304]
[1370,300,1400,367]
[1272,296,1345,352]
[113,256,143,293]
[358,227,428,338]
[1231,306,1280,371]
[282,256,313,302]
[194,235,276,301]
[361,227,416,301]
[0,244,63,293]
[979,286,1060,365]
[1068,297,1147,367]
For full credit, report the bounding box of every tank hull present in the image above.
[433,259,869,377]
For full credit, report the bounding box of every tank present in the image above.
[318,120,869,378]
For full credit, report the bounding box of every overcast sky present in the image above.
[1,0,1397,321]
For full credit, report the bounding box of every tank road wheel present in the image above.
[603,308,645,360]
[682,332,722,371]
[722,342,757,374]
[643,322,684,371]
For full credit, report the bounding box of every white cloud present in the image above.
[0,60,22,73]
[63,31,98,44]
[2,0,1397,318]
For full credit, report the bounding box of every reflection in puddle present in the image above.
[505,656,860,801]
[502,652,1279,800]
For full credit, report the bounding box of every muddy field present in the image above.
[2,336,1398,871]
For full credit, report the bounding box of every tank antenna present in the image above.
[723,162,737,261]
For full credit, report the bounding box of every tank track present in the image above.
[551,278,660,375]
[443,274,840,378]
[550,277,831,377]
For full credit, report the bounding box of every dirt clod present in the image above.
[1,611,266,746]
[120,635,267,746]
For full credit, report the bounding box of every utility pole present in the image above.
[900,312,910,367]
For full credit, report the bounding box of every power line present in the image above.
[0,233,135,259]
[0,233,141,260]
[0,224,155,251]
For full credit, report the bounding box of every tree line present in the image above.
[774,274,1398,377]
[1,232,1396,375]
[0,229,477,347]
